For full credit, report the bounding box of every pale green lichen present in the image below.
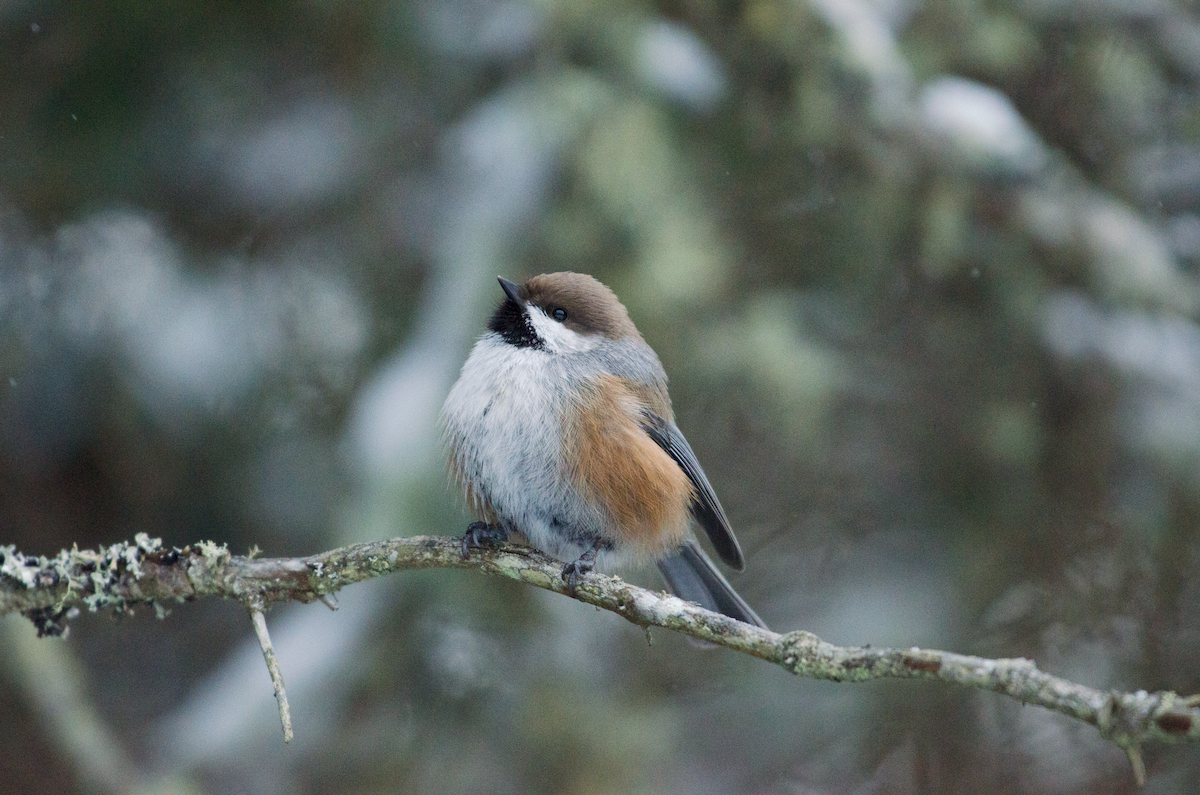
[79,537,164,612]
[3,535,178,636]
[190,541,232,591]
[518,569,555,589]
[0,544,42,588]
[194,540,230,561]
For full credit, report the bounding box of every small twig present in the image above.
[248,605,292,743]
[1125,745,1146,787]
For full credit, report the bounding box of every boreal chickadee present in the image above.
[440,272,766,628]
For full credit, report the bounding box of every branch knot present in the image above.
[778,630,824,674]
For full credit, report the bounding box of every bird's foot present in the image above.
[561,541,602,594]
[460,521,508,560]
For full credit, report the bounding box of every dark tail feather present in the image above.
[657,540,768,629]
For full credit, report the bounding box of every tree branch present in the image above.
[3,533,1198,784]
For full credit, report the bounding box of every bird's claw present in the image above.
[461,521,508,560]
[560,558,595,594]
[561,541,602,594]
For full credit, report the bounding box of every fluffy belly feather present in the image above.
[442,334,689,567]
[442,336,604,562]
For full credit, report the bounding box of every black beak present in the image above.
[497,276,523,305]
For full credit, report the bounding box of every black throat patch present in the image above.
[488,298,544,349]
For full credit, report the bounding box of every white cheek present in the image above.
[527,307,600,354]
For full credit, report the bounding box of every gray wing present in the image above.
[640,411,746,570]
[658,540,766,628]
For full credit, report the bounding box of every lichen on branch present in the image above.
[2,533,1198,783]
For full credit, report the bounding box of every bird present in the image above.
[440,272,766,629]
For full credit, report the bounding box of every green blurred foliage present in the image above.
[3,0,1200,793]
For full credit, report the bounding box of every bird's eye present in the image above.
[552,307,567,322]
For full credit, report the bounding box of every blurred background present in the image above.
[2,0,1200,792]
